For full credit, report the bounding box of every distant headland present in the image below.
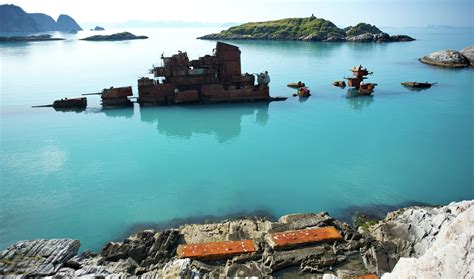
[199,16,415,43]
[0,4,82,32]
[0,34,65,42]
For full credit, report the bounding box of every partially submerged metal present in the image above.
[345,65,377,96]
[138,42,285,106]
[401,81,436,88]
[287,81,306,88]
[333,80,346,88]
[32,97,87,110]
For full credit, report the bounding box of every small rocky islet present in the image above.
[80,32,149,41]
[198,17,415,43]
[0,200,471,278]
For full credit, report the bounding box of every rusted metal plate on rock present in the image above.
[177,240,257,260]
[266,226,342,249]
[356,275,378,279]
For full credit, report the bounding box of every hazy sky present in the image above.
[4,0,474,27]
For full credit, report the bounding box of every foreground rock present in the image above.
[199,17,414,43]
[0,239,80,276]
[361,200,473,275]
[381,202,473,278]
[81,32,148,41]
[420,49,472,68]
[0,34,64,42]
[0,200,472,278]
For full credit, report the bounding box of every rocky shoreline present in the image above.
[0,200,472,278]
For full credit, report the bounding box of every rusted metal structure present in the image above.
[265,226,342,250]
[138,42,285,106]
[401,81,436,88]
[33,97,87,109]
[53,97,87,109]
[100,86,133,107]
[177,240,257,260]
[345,65,377,95]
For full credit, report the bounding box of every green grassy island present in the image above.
[199,17,414,42]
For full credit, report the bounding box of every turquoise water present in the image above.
[1,27,473,251]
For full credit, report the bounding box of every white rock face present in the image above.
[382,200,473,279]
[461,46,474,66]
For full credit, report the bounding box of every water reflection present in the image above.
[54,107,86,113]
[345,89,374,110]
[140,103,269,142]
[86,106,135,118]
[401,85,431,92]
[227,39,345,58]
[298,96,309,103]
[100,107,134,118]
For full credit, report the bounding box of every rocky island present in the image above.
[420,46,474,68]
[81,32,148,41]
[0,34,65,42]
[199,17,414,43]
[0,200,471,278]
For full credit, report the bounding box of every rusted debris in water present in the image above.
[265,226,342,250]
[333,80,346,88]
[138,42,285,106]
[345,65,377,96]
[287,81,306,88]
[177,240,257,260]
[101,86,133,107]
[32,97,87,110]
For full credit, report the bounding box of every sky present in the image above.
[3,0,474,27]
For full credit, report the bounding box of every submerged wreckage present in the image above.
[138,42,285,106]
[33,42,286,110]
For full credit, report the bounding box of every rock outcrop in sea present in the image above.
[0,4,82,32]
[80,32,148,41]
[420,46,474,68]
[0,200,472,278]
[198,17,414,43]
[92,26,105,31]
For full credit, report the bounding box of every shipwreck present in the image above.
[137,42,286,106]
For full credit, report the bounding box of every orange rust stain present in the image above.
[266,226,342,249]
[356,275,378,279]
[177,239,256,260]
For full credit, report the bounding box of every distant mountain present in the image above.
[56,14,82,31]
[29,13,57,31]
[199,17,414,43]
[0,4,82,32]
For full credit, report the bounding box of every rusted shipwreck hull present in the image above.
[53,97,87,109]
[138,42,285,106]
[101,86,133,107]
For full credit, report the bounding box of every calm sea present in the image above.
[0,27,473,251]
